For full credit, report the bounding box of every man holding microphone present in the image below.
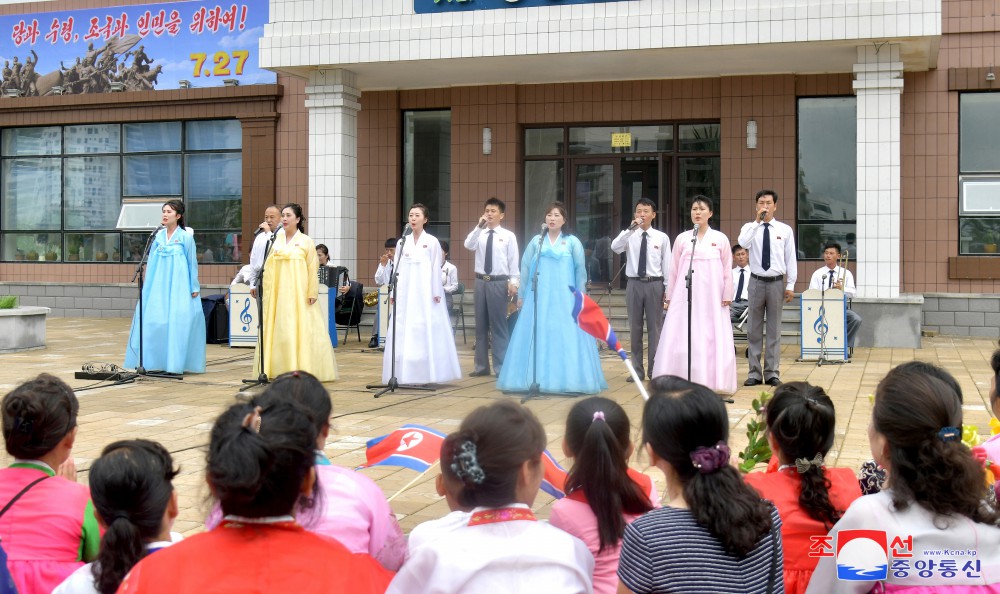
[738,189,797,387]
[464,197,519,377]
[610,198,670,382]
[230,204,279,298]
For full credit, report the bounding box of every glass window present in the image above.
[797,97,857,259]
[124,122,182,152]
[124,154,182,196]
[185,153,242,231]
[678,157,721,230]
[524,160,564,238]
[64,157,121,230]
[959,94,1000,255]
[65,124,121,154]
[403,110,451,238]
[2,120,240,262]
[525,128,564,156]
[568,126,673,154]
[1,127,61,156]
[960,94,1000,173]
[64,233,121,262]
[679,124,721,152]
[2,158,61,230]
[186,120,242,151]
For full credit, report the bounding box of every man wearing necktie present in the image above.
[369,237,398,348]
[730,245,751,323]
[808,242,862,349]
[738,190,797,387]
[610,198,671,382]
[464,198,520,377]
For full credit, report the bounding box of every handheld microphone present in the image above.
[253,224,268,237]
[758,209,767,222]
[402,223,413,237]
[478,218,488,229]
[628,217,643,231]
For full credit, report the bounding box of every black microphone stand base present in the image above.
[366,377,436,398]
[135,367,184,380]
[519,382,543,404]
[241,373,269,388]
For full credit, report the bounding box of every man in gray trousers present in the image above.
[611,198,670,382]
[464,197,519,377]
[738,189,797,387]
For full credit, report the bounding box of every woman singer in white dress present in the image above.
[381,203,462,384]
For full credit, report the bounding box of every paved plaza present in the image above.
[0,318,996,536]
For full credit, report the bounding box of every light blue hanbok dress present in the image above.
[497,232,607,394]
[124,227,206,374]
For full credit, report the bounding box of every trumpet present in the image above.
[833,249,849,288]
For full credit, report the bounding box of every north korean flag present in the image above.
[357,424,446,472]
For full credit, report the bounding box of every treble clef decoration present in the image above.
[240,298,253,332]
[813,305,829,344]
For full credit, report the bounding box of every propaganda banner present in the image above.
[0,0,274,96]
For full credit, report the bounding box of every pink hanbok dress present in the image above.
[652,228,737,393]
[0,462,100,594]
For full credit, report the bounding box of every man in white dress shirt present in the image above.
[368,237,398,348]
[464,198,519,377]
[738,189,797,387]
[610,198,670,382]
[808,242,862,349]
[245,205,280,299]
[730,244,751,324]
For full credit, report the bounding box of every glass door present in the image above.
[571,160,618,286]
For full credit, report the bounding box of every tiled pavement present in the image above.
[1,318,996,536]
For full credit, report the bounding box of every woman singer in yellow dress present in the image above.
[253,203,338,382]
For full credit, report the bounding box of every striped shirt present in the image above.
[617,505,783,594]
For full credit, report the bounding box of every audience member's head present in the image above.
[2,373,78,464]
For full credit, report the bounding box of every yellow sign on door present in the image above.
[611,132,632,148]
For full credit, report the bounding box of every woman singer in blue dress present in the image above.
[498,201,606,394]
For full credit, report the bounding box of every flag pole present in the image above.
[387,460,440,503]
[623,358,649,400]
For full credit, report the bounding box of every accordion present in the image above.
[319,265,349,288]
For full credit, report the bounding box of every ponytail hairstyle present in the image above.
[765,382,841,527]
[207,399,317,518]
[643,376,772,556]
[564,397,652,551]
[990,342,1000,416]
[440,401,546,510]
[2,373,78,459]
[873,362,1000,525]
[89,440,178,594]
[282,203,306,233]
[163,199,186,230]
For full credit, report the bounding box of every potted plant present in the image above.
[95,251,109,261]
[44,248,58,261]
[66,236,82,261]
[966,219,1000,253]
[25,249,38,261]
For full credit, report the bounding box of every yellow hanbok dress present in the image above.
[253,230,337,382]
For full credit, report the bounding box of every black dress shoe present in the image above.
[468,370,491,377]
[743,378,762,386]
[626,376,635,383]
[765,377,782,387]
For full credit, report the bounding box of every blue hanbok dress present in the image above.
[124,227,206,374]
[498,232,607,394]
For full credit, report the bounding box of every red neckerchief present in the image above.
[467,507,537,526]
[566,468,654,503]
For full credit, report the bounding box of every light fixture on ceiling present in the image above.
[746,119,758,150]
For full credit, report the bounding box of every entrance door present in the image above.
[571,160,617,286]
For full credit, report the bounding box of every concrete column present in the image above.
[853,44,903,298]
[305,69,361,275]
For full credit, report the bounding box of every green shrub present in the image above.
[0,296,18,309]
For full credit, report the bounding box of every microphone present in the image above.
[478,218,488,229]
[693,223,699,234]
[149,223,164,236]
[253,224,268,237]
[628,218,643,231]
[402,223,413,237]
[758,209,767,222]
[541,223,548,235]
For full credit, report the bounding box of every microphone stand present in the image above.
[367,230,435,398]
[130,225,181,380]
[685,226,698,382]
[242,230,275,389]
[520,227,546,403]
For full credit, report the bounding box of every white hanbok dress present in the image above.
[388,504,594,594]
[381,230,462,384]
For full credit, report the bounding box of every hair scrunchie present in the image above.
[689,441,730,474]
[451,440,486,485]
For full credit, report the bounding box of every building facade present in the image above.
[1,0,998,341]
